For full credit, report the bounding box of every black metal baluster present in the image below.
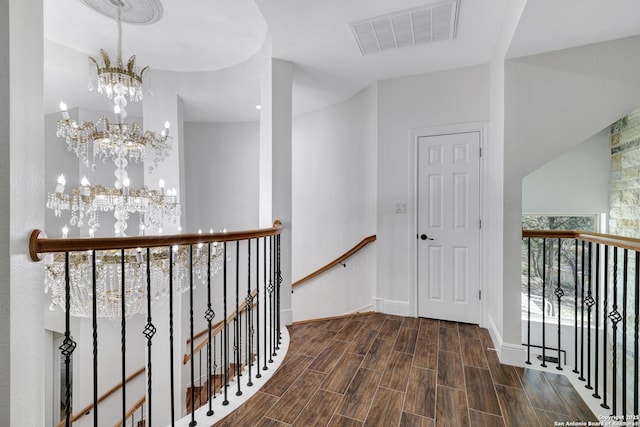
[247,239,253,387]
[586,242,594,389]
[263,237,268,371]
[573,239,580,374]
[235,241,242,396]
[144,247,156,427]
[189,245,197,426]
[611,246,620,416]
[61,252,76,427]
[169,247,176,425]
[526,238,532,365]
[121,248,127,426]
[276,234,282,350]
[602,246,611,410]
[205,242,214,417]
[623,249,628,417]
[593,243,601,399]
[255,238,262,378]
[555,238,563,370]
[92,250,98,426]
[269,235,274,362]
[541,238,547,368]
[635,251,639,416]
[579,241,586,381]
[223,242,229,405]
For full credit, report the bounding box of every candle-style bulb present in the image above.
[62,226,69,238]
[123,178,130,187]
[57,174,66,186]
[81,176,90,186]
[159,179,165,189]
[59,102,70,119]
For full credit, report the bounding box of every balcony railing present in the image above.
[30,221,283,427]
[522,229,639,418]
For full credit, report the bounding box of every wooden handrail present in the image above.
[29,220,282,261]
[522,229,640,252]
[114,395,146,427]
[183,288,258,364]
[291,235,376,289]
[55,366,145,427]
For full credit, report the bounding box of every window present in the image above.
[521,215,598,320]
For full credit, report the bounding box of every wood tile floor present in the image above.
[214,313,597,427]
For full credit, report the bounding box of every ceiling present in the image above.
[43,0,640,123]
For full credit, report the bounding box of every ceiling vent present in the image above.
[350,0,459,56]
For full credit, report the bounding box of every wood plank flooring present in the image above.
[214,313,597,427]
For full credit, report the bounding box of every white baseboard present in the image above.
[486,312,525,366]
[373,298,411,316]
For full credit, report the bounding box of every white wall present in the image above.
[376,65,490,315]
[291,85,377,321]
[503,35,640,359]
[7,0,46,426]
[522,129,610,215]
[184,121,260,232]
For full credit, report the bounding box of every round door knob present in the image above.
[420,234,434,241]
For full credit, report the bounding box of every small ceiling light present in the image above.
[255,104,262,110]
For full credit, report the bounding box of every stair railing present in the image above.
[291,234,376,290]
[522,229,639,418]
[30,220,283,427]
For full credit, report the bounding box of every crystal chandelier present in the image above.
[44,242,224,319]
[48,1,179,236]
[88,2,148,103]
[43,0,206,320]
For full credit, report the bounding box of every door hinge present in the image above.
[479,219,482,229]
[479,147,482,157]
[479,290,482,300]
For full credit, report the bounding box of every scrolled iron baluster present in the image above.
[205,242,214,416]
[247,239,253,387]
[555,238,563,370]
[144,247,156,427]
[61,252,77,427]
[611,246,620,416]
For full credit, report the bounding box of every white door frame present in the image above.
[409,121,488,324]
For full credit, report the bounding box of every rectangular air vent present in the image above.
[350,0,459,56]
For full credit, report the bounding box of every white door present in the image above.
[417,131,481,324]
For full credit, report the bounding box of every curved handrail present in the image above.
[29,220,282,261]
[55,367,145,427]
[291,235,376,290]
[522,229,640,252]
